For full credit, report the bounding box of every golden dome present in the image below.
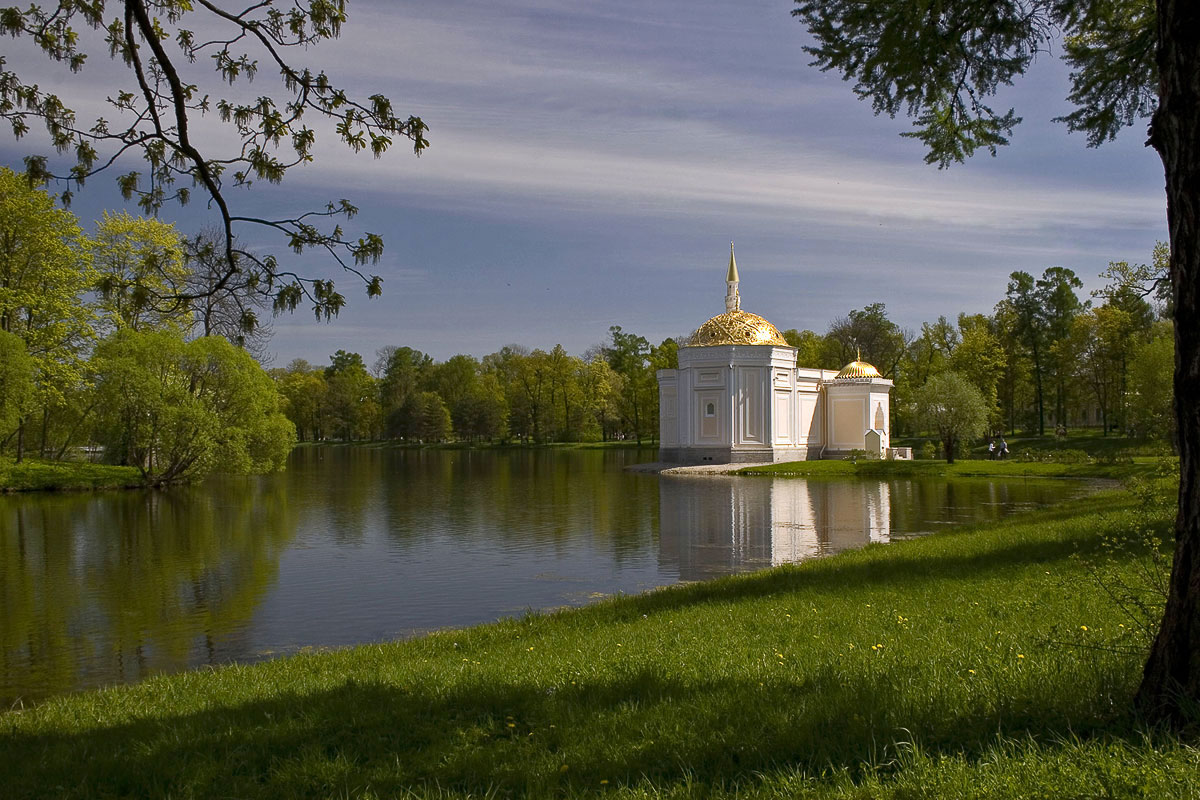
[835,359,882,379]
[687,310,788,347]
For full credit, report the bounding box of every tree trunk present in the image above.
[1136,0,1200,725]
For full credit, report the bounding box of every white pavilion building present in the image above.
[657,246,896,464]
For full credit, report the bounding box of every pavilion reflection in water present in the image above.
[658,477,891,580]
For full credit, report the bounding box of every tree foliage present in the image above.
[794,1,1156,166]
[0,0,428,321]
[92,328,294,482]
[0,329,34,443]
[92,210,188,332]
[914,371,990,463]
[0,167,94,436]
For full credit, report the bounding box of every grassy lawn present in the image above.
[738,456,1164,481]
[2,481,1194,798]
[0,457,142,492]
[892,430,1170,462]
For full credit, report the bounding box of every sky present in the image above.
[2,0,1168,367]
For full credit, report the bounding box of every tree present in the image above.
[825,303,908,377]
[323,350,376,441]
[412,391,451,443]
[1128,322,1175,442]
[792,0,1200,722]
[1038,267,1085,430]
[0,167,94,461]
[1,1,428,321]
[458,372,507,443]
[949,314,1007,426]
[0,330,34,448]
[424,354,482,436]
[378,346,432,437]
[92,329,294,482]
[603,326,655,444]
[274,359,327,442]
[577,355,620,442]
[782,328,834,368]
[914,372,989,464]
[545,345,582,441]
[182,228,273,355]
[92,210,188,332]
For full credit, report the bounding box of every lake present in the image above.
[0,446,1085,704]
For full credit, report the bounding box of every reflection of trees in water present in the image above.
[376,448,660,562]
[0,480,296,703]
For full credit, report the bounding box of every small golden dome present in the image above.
[835,359,882,379]
[687,310,788,347]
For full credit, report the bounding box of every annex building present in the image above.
[657,246,897,464]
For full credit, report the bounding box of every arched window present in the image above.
[705,402,716,417]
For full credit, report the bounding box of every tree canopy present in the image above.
[0,0,428,322]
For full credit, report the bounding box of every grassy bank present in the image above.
[299,439,655,452]
[738,456,1164,481]
[3,483,1193,798]
[0,457,142,492]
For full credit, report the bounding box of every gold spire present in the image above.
[725,242,740,313]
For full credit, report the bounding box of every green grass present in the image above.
[2,489,1193,798]
[738,456,1164,481]
[892,430,1171,462]
[0,457,142,492]
[300,439,654,452]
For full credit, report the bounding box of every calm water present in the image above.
[0,447,1084,704]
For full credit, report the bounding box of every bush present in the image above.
[1052,449,1093,464]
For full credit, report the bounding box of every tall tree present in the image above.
[825,303,908,377]
[1003,272,1049,436]
[950,313,1007,427]
[0,330,34,449]
[273,359,327,442]
[0,168,94,461]
[378,346,432,437]
[792,0,1200,722]
[1037,267,1086,430]
[323,350,377,441]
[603,326,655,445]
[1,1,428,321]
[92,211,189,332]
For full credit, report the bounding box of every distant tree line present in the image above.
[281,246,1173,451]
[274,328,679,445]
[0,169,294,483]
[778,251,1173,450]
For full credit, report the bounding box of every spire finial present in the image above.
[856,346,862,362]
[725,242,740,313]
